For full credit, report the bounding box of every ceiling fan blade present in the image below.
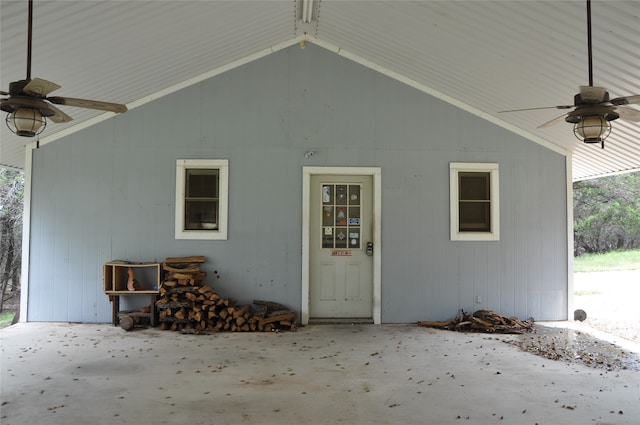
[498,105,573,113]
[611,95,640,106]
[537,113,568,128]
[23,78,61,97]
[1,90,9,96]
[615,105,640,122]
[45,103,73,123]
[47,96,127,113]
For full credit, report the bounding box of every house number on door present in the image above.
[321,184,361,249]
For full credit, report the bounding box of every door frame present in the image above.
[302,166,382,325]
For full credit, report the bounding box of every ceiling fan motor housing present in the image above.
[565,106,620,125]
[0,95,57,118]
[576,87,608,104]
[8,80,30,95]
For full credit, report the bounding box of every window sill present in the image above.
[451,231,499,242]
[175,229,228,240]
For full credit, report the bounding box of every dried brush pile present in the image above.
[418,309,533,334]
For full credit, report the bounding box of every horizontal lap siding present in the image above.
[27,44,567,323]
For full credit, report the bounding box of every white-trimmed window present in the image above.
[450,162,499,241]
[175,159,228,240]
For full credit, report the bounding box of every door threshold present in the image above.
[309,318,374,325]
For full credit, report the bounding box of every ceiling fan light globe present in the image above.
[574,115,610,145]
[6,107,46,137]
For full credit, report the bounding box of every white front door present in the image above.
[309,174,374,320]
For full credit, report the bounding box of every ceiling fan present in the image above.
[500,0,640,149]
[1,0,127,137]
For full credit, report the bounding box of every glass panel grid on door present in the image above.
[321,184,362,249]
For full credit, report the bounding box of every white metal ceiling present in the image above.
[1,0,639,180]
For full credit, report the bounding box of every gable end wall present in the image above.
[26,44,568,323]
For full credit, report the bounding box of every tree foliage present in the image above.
[0,167,24,313]
[573,172,640,256]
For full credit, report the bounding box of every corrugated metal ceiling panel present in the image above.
[1,0,638,180]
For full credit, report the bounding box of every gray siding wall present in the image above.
[27,44,568,323]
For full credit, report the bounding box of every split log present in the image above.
[164,271,207,281]
[233,304,251,318]
[259,312,297,327]
[253,305,268,318]
[156,300,192,309]
[163,264,201,273]
[267,309,294,318]
[198,286,214,294]
[119,315,135,331]
[253,300,289,311]
[164,286,201,294]
[170,272,199,280]
[165,256,205,263]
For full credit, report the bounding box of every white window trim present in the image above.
[175,159,229,240]
[450,162,500,241]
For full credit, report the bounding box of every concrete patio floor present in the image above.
[1,322,639,425]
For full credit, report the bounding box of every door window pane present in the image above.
[322,227,334,248]
[322,185,333,204]
[336,207,348,226]
[349,185,360,205]
[349,229,360,247]
[335,228,348,248]
[322,206,334,227]
[335,185,348,205]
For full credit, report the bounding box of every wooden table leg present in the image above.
[110,295,120,326]
[150,294,158,327]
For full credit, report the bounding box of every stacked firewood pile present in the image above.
[418,309,533,334]
[157,256,297,333]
